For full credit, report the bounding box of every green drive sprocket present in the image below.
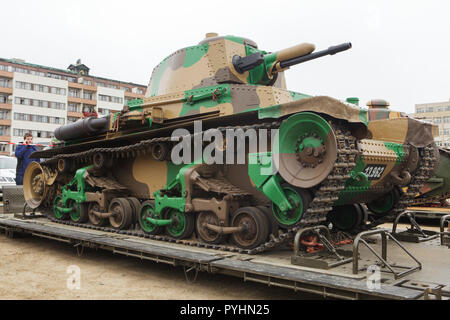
[273,112,338,188]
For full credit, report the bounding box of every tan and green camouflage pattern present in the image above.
[35,34,442,221]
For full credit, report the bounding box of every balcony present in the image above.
[125,91,145,99]
[0,86,12,95]
[0,119,11,126]
[0,135,11,142]
[68,96,97,105]
[67,111,83,118]
[0,103,12,110]
[0,70,13,78]
[68,81,97,91]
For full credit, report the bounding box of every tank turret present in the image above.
[147,33,351,96]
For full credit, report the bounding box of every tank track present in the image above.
[410,192,450,207]
[362,145,438,229]
[41,120,359,255]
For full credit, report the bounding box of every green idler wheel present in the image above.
[53,195,69,220]
[367,187,401,216]
[138,200,164,235]
[272,186,311,227]
[273,112,337,188]
[68,200,89,223]
[165,208,195,239]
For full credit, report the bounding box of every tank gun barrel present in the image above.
[278,42,352,70]
[232,42,352,82]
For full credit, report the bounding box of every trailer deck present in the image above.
[406,207,450,220]
[0,213,449,300]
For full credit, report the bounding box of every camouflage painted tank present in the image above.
[411,147,450,207]
[24,33,439,253]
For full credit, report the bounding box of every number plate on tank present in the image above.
[363,165,386,180]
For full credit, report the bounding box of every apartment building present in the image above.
[0,58,146,155]
[411,99,450,147]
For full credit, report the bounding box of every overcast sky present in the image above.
[1,0,449,113]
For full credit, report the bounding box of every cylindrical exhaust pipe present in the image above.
[54,115,110,141]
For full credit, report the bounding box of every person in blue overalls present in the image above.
[15,133,40,185]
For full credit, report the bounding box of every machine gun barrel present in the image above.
[278,42,352,70]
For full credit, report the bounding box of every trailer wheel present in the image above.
[196,211,227,244]
[230,207,269,250]
[165,209,195,239]
[109,198,133,230]
[138,200,164,235]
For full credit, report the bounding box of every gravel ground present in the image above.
[0,233,318,300]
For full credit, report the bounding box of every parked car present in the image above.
[0,155,17,200]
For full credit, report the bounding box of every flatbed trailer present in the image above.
[406,207,450,220]
[0,213,449,300]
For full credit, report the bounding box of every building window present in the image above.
[83,91,95,100]
[14,97,65,110]
[15,81,66,95]
[0,95,9,103]
[0,65,8,71]
[12,67,28,74]
[68,103,80,112]
[14,112,64,124]
[14,128,52,138]
[68,88,81,98]
[0,78,11,88]
[0,126,10,136]
[67,116,80,123]
[434,117,442,124]
[0,111,9,120]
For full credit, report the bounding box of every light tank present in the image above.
[24,33,439,253]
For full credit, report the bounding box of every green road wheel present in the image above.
[68,200,88,223]
[53,195,69,220]
[272,186,311,227]
[139,200,164,235]
[165,209,194,239]
[367,187,401,216]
